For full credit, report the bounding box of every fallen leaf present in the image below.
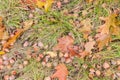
[79,18,93,39]
[79,51,89,58]
[84,40,95,53]
[53,36,74,53]
[51,63,68,80]
[68,46,80,57]
[36,0,54,12]
[96,34,111,51]
[0,16,9,40]
[0,51,5,55]
[20,0,37,9]
[2,20,33,52]
[2,29,23,51]
[98,13,120,35]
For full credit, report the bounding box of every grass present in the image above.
[0,0,120,80]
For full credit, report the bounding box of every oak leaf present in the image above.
[98,13,120,35]
[51,63,68,80]
[96,34,111,51]
[53,36,74,53]
[79,18,93,39]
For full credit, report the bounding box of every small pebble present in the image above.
[103,62,110,69]
[19,64,24,69]
[95,70,101,76]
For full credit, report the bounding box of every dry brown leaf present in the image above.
[2,20,33,52]
[79,18,93,39]
[84,40,95,53]
[2,29,23,51]
[98,13,120,35]
[0,16,9,40]
[79,51,89,58]
[96,34,111,51]
[53,36,74,53]
[51,63,68,80]
[68,46,80,57]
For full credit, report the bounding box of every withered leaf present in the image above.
[2,20,33,52]
[84,40,95,53]
[96,34,111,51]
[98,13,120,35]
[0,16,9,40]
[79,18,93,39]
[53,36,74,53]
[51,63,68,80]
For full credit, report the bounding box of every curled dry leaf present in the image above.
[53,36,74,53]
[1,20,33,52]
[79,18,93,39]
[51,63,68,80]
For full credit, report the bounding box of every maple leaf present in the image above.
[51,63,68,80]
[53,36,74,53]
[98,13,120,35]
[79,18,93,39]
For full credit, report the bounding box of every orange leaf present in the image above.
[68,46,80,57]
[98,13,120,35]
[53,36,74,53]
[96,34,111,51]
[20,0,37,9]
[79,51,89,58]
[51,63,68,80]
[2,29,24,51]
[2,20,33,52]
[0,16,9,40]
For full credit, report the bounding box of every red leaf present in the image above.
[53,36,74,53]
[51,63,68,80]
[68,46,80,57]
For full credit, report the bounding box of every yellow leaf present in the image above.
[23,20,33,31]
[79,18,93,39]
[0,51,5,55]
[36,0,54,12]
[98,13,120,35]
